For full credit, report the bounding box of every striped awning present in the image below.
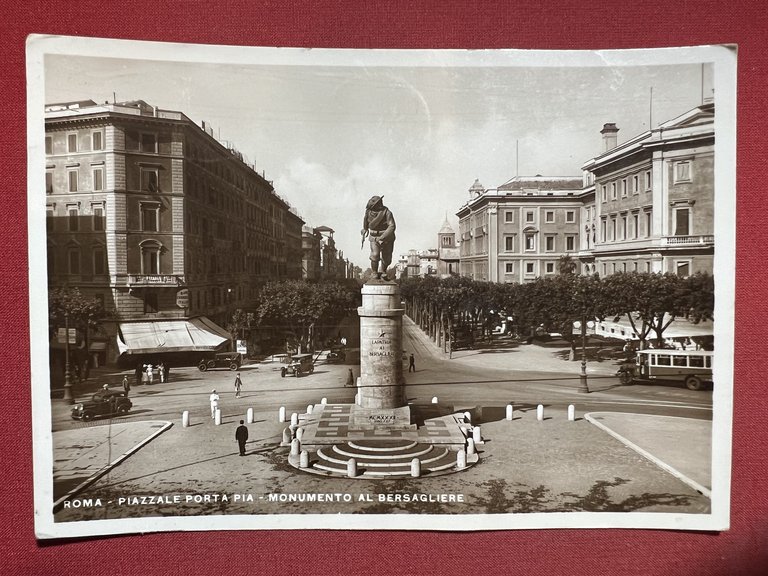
[116,317,230,355]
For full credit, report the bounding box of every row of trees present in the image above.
[400,272,714,357]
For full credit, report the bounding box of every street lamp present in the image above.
[573,317,595,394]
[62,311,74,404]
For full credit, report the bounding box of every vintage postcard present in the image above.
[28,36,736,538]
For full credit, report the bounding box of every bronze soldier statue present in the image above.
[361,195,396,280]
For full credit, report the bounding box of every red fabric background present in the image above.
[2,1,766,574]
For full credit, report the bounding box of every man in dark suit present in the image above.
[235,420,249,456]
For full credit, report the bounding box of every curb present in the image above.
[53,421,174,513]
[584,412,711,499]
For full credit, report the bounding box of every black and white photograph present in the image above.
[27,37,736,538]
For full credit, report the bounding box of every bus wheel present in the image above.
[685,376,703,391]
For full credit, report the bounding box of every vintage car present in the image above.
[198,352,243,372]
[325,347,346,363]
[71,391,133,421]
[280,353,315,377]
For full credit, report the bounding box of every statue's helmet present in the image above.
[366,195,384,210]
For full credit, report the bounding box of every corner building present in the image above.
[45,100,303,365]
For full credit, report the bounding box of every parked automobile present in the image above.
[71,391,132,421]
[198,352,242,372]
[325,347,346,363]
[280,353,315,377]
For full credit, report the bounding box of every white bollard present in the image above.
[467,438,476,455]
[182,411,190,427]
[299,450,309,468]
[355,393,360,406]
[246,407,254,424]
[347,458,358,478]
[214,408,221,425]
[321,397,328,405]
[568,404,576,421]
[411,458,421,477]
[290,438,301,457]
[506,404,514,421]
[296,427,304,441]
[537,404,544,421]
[290,412,298,427]
[431,397,439,404]
[456,449,467,469]
[306,404,314,415]
[278,406,286,423]
[463,411,472,423]
[472,426,482,444]
[282,428,292,444]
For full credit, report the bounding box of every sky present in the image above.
[45,50,713,269]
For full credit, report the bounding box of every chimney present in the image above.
[600,123,619,152]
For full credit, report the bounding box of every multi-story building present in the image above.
[456,176,585,282]
[437,218,460,278]
[581,103,715,277]
[45,99,304,365]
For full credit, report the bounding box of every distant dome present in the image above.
[468,179,484,196]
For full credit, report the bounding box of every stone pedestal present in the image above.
[356,281,410,427]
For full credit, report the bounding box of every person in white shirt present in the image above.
[209,389,220,419]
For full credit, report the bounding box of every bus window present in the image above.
[689,356,705,368]
[705,356,712,368]
[673,356,687,367]
[657,355,671,366]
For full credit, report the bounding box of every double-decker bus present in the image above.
[625,349,713,391]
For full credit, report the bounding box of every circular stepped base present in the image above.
[292,438,476,478]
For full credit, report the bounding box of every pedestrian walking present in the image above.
[134,363,143,387]
[122,375,130,396]
[146,363,154,385]
[164,363,170,382]
[235,420,249,456]
[158,361,165,383]
[234,372,242,399]
[408,353,416,373]
[345,369,355,387]
[209,389,220,419]
[141,364,149,385]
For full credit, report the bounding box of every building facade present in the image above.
[45,99,304,364]
[437,218,460,278]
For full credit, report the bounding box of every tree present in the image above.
[227,308,255,346]
[48,287,106,335]
[558,255,577,276]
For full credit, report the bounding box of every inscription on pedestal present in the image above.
[369,337,394,357]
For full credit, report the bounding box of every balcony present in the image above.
[661,235,714,246]
[127,274,186,287]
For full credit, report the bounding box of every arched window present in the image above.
[139,240,162,275]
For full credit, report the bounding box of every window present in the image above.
[140,133,157,153]
[545,211,554,223]
[601,185,607,202]
[505,262,514,274]
[92,203,105,231]
[645,170,652,190]
[657,354,671,366]
[67,204,79,232]
[545,262,555,274]
[68,169,78,192]
[141,202,160,231]
[611,217,616,241]
[67,133,78,153]
[676,261,691,278]
[645,262,651,273]
[600,218,606,242]
[504,235,515,251]
[68,248,81,274]
[621,178,628,197]
[525,262,535,275]
[674,161,691,183]
[46,171,53,194]
[632,213,639,239]
[504,211,515,223]
[565,235,575,251]
[46,205,54,232]
[144,293,159,314]
[566,210,575,223]
[545,235,555,252]
[45,136,52,155]
[140,168,159,193]
[645,210,652,238]
[93,247,106,275]
[602,263,607,276]
[92,130,104,151]
[524,233,536,251]
[525,210,534,223]
[632,175,639,194]
[674,207,690,236]
[611,182,617,200]
[620,215,627,240]
[141,241,161,274]
[92,167,104,191]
